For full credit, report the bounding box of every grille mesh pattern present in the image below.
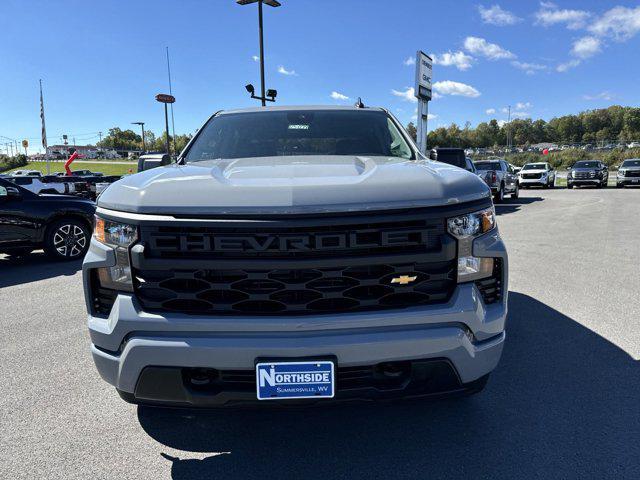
[135,261,456,315]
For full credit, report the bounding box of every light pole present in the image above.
[155,94,175,157]
[132,122,146,153]
[237,0,281,106]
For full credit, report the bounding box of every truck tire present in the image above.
[493,185,504,203]
[511,182,519,199]
[44,218,91,261]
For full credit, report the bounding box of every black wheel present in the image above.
[549,178,555,188]
[617,183,624,188]
[493,185,504,203]
[511,182,519,199]
[567,183,574,189]
[44,218,90,261]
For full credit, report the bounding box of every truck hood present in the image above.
[97,155,491,215]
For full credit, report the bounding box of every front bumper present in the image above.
[617,177,640,185]
[519,177,548,186]
[83,230,508,406]
[567,177,604,185]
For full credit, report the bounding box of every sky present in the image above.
[1,0,640,153]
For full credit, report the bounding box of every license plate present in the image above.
[633,179,639,183]
[256,361,335,400]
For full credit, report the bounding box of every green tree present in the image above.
[406,122,417,141]
[98,127,142,150]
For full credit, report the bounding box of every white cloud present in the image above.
[433,80,481,98]
[512,112,531,118]
[588,6,640,41]
[431,51,474,71]
[478,4,522,26]
[403,56,416,66]
[583,91,614,101]
[463,36,516,60]
[515,102,532,110]
[497,120,508,127]
[535,3,591,30]
[511,60,547,75]
[329,91,350,101]
[428,113,437,120]
[252,55,259,62]
[277,65,297,76]
[391,87,417,103]
[556,59,581,72]
[486,108,496,114]
[571,36,601,59]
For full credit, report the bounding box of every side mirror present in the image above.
[0,186,20,201]
[137,154,171,172]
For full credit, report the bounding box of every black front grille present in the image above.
[135,261,457,315]
[522,173,542,179]
[131,205,489,316]
[573,171,595,179]
[625,170,640,178]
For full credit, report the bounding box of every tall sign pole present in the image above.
[414,51,433,156]
[155,94,176,158]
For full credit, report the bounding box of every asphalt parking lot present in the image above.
[1,187,639,479]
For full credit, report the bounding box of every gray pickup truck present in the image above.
[83,105,508,407]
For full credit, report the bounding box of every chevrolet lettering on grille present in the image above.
[149,229,432,254]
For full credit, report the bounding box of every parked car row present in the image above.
[0,169,121,200]
[431,148,639,201]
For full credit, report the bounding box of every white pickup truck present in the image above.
[6,175,78,195]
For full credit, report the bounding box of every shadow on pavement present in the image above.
[494,196,543,215]
[138,292,639,479]
[0,252,82,288]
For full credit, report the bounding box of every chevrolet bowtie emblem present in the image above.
[391,275,418,285]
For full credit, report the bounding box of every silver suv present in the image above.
[83,106,508,406]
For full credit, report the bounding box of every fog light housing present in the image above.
[457,256,494,282]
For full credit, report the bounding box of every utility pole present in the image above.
[98,131,102,143]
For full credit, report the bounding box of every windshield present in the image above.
[621,159,640,168]
[184,110,413,161]
[523,163,546,170]
[573,161,599,168]
[474,161,501,171]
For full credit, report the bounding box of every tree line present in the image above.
[406,106,640,149]
[96,127,192,153]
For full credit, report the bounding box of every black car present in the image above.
[567,160,609,188]
[0,177,95,260]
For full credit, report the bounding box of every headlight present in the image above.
[447,207,496,239]
[93,216,138,292]
[447,207,497,283]
[94,217,137,247]
[567,171,573,178]
[618,169,626,177]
